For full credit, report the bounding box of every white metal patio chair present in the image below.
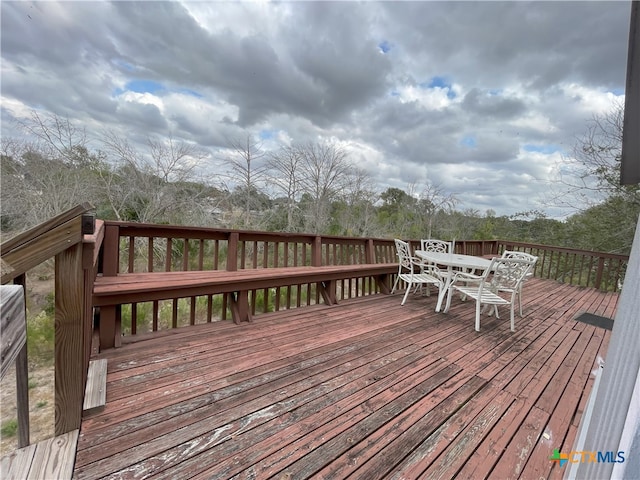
[501,250,538,317]
[443,256,535,331]
[392,239,444,305]
[420,239,453,254]
[416,239,452,293]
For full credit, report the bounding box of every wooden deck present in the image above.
[74,278,617,479]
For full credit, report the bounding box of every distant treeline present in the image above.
[1,111,638,254]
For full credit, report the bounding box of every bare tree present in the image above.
[334,167,379,237]
[99,130,209,224]
[2,112,104,229]
[297,141,351,233]
[417,182,458,239]
[221,134,268,228]
[266,145,303,231]
[18,110,89,166]
[550,100,639,212]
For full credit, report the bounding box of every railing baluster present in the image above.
[148,237,154,273]
[183,238,189,271]
[165,238,172,272]
[128,236,135,273]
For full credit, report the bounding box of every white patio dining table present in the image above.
[415,250,493,312]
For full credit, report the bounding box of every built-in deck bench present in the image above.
[93,263,398,336]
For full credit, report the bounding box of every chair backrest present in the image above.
[420,239,452,253]
[394,239,413,270]
[501,250,538,275]
[487,257,534,291]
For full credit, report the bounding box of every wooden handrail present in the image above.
[0,204,100,441]
[1,202,94,284]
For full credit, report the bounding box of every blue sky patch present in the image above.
[422,76,456,99]
[460,135,477,148]
[259,129,276,140]
[125,80,165,94]
[607,87,624,96]
[378,40,391,54]
[523,144,560,154]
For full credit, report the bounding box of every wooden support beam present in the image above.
[318,280,337,305]
[229,290,252,324]
[55,243,85,435]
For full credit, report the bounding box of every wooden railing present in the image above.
[496,240,627,292]
[0,203,100,438]
[0,213,629,448]
[96,223,628,345]
[97,222,400,339]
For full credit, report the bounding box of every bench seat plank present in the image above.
[93,264,397,307]
[93,263,397,327]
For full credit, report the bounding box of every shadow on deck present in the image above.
[75,277,617,479]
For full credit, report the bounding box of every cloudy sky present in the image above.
[0,1,632,218]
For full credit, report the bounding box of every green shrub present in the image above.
[1,419,18,438]
[27,310,55,366]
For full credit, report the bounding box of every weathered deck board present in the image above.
[75,278,615,479]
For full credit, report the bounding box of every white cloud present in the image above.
[0,0,631,218]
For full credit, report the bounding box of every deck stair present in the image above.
[0,430,79,480]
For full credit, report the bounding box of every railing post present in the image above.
[83,220,104,363]
[99,224,121,349]
[227,232,239,271]
[312,236,322,266]
[595,257,605,290]
[55,242,85,435]
[365,239,375,264]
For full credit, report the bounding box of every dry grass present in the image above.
[0,364,55,456]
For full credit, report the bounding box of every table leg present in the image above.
[436,267,454,312]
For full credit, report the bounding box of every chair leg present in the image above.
[510,303,516,331]
[444,285,454,313]
[401,283,412,305]
[391,275,400,294]
[518,284,523,317]
[475,300,481,331]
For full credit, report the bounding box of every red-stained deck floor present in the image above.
[74,277,617,479]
